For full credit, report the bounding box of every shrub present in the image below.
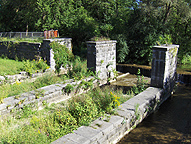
[67,95,99,126]
[50,41,74,74]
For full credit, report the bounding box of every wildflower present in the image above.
[38,130,41,134]
[16,81,21,85]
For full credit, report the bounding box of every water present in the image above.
[110,73,151,94]
[118,84,191,144]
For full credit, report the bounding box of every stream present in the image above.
[118,83,191,144]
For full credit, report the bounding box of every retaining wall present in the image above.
[0,38,72,69]
[87,40,117,80]
[51,87,167,144]
[0,41,41,60]
[0,76,102,119]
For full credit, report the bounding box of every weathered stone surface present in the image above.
[51,135,78,144]
[87,40,117,80]
[90,119,114,135]
[0,104,7,111]
[64,133,90,144]
[0,76,5,81]
[74,126,103,143]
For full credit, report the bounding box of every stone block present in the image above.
[74,126,103,143]
[0,104,7,111]
[90,119,114,135]
[51,136,78,144]
[64,133,90,144]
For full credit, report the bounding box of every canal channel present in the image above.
[118,83,191,144]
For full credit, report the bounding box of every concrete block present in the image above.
[3,97,15,104]
[106,115,124,129]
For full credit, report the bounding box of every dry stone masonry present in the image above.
[87,40,117,80]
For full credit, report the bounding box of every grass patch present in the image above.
[0,58,24,75]
[0,57,89,102]
[0,57,49,76]
[0,73,69,101]
[0,86,130,144]
[0,37,43,43]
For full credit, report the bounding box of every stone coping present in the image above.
[43,38,72,42]
[52,87,168,144]
[153,44,179,50]
[86,40,117,44]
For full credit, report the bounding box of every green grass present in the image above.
[177,64,191,74]
[0,37,43,43]
[0,86,130,144]
[0,57,88,102]
[0,58,24,75]
[0,57,49,76]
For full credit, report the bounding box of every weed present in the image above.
[67,94,99,126]
[78,80,94,91]
[35,89,45,99]
[131,69,148,95]
[134,104,141,121]
[50,41,74,74]
[64,84,74,94]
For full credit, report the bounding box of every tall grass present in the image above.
[0,86,131,144]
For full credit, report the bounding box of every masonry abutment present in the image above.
[86,40,117,80]
[151,44,179,93]
[41,38,72,70]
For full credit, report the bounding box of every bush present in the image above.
[67,95,99,126]
[50,41,74,74]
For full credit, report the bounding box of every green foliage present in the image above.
[78,80,94,91]
[0,57,24,75]
[67,95,99,126]
[180,54,191,65]
[131,69,148,95]
[64,84,74,94]
[134,104,141,121]
[88,86,129,114]
[22,60,34,76]
[156,34,172,46]
[68,56,94,80]
[50,41,74,74]
[114,34,129,63]
[90,36,110,41]
[22,59,49,76]
[0,0,191,64]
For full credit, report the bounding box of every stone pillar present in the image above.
[41,38,72,70]
[86,40,117,80]
[151,45,179,93]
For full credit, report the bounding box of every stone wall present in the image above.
[0,38,72,70]
[0,76,98,118]
[151,45,179,94]
[41,38,72,70]
[52,87,166,144]
[86,40,117,80]
[0,41,41,60]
